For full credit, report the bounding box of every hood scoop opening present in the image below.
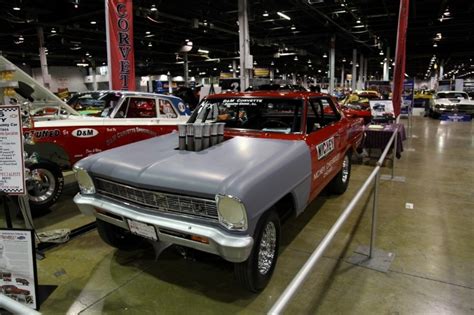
[178,122,227,152]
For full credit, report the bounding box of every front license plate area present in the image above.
[127,219,158,241]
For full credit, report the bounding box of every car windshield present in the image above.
[67,92,122,116]
[190,98,303,133]
[437,92,468,99]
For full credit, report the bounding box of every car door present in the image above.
[104,96,159,148]
[140,97,182,140]
[305,96,345,201]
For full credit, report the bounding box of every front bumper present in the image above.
[74,193,254,263]
[433,106,474,115]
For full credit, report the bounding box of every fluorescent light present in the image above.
[146,31,151,35]
[356,18,361,24]
[148,42,153,47]
[13,6,20,11]
[277,11,291,20]
[51,28,57,34]
[76,63,89,67]
[294,56,298,61]
[263,11,269,17]
[150,4,157,12]
[90,21,97,25]
[323,53,327,58]
[291,25,296,30]
[198,49,209,54]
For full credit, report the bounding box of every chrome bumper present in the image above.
[74,193,254,263]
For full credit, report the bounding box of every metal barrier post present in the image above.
[391,126,398,179]
[369,171,380,258]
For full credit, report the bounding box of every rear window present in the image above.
[190,98,303,133]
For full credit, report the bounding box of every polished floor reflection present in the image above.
[4,117,472,314]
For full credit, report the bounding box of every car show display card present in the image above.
[0,229,38,310]
[0,105,25,195]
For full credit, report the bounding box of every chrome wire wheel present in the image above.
[257,221,277,275]
[341,155,350,184]
[28,168,56,203]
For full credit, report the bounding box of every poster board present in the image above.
[0,229,38,310]
[369,100,394,119]
[0,105,25,195]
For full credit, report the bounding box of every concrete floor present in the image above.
[2,117,473,314]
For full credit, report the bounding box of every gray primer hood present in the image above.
[77,132,312,231]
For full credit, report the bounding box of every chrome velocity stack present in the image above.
[178,124,187,150]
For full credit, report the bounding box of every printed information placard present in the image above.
[0,229,38,310]
[0,105,25,195]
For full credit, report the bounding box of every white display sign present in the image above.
[0,229,38,310]
[0,105,25,195]
[369,100,395,118]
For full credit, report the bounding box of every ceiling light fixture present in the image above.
[433,42,438,47]
[51,28,57,34]
[146,31,151,35]
[277,11,291,20]
[198,49,209,54]
[294,56,298,61]
[150,4,157,12]
[356,18,361,24]
[323,53,327,58]
[148,42,153,47]
[90,21,96,25]
[291,25,296,30]
[263,11,269,17]
[342,58,346,62]
[13,6,20,11]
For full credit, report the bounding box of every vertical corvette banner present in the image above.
[392,0,409,116]
[105,0,136,90]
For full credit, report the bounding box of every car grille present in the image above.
[95,178,218,220]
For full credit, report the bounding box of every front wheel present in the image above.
[27,162,64,211]
[234,211,280,292]
[328,152,351,195]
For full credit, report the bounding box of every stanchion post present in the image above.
[369,171,380,258]
[391,126,398,179]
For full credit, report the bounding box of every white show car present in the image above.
[430,91,474,117]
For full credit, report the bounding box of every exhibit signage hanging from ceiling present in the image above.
[105,0,136,91]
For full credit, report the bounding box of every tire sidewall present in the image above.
[28,161,64,210]
[250,211,281,290]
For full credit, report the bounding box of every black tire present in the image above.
[234,211,280,292]
[328,152,351,195]
[96,219,145,251]
[27,162,64,211]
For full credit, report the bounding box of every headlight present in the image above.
[216,195,248,231]
[73,166,96,194]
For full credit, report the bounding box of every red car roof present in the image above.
[206,91,329,99]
